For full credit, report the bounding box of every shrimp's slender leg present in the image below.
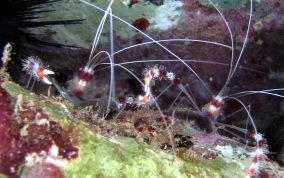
[109,8,115,102]
[244,105,251,149]
[170,93,194,125]
[25,75,33,89]
[113,64,176,150]
[30,79,36,91]
[167,90,184,113]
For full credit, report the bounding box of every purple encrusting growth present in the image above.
[0,81,78,177]
[183,0,252,43]
[0,82,14,174]
[21,163,64,178]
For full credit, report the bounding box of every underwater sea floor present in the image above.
[1,0,284,177]
[0,70,283,177]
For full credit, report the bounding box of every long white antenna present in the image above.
[87,0,114,65]
[106,8,115,113]
[207,0,235,91]
[80,0,213,96]
[227,0,253,84]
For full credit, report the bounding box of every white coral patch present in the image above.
[34,118,50,127]
[166,72,175,81]
[24,144,66,168]
[20,124,30,137]
[152,67,160,78]
[216,145,250,170]
[122,0,130,6]
[25,151,47,167]
[150,0,184,31]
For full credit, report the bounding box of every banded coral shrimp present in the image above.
[19,0,231,144]
[158,0,284,177]
[18,0,282,176]
[67,2,278,177]
[71,0,242,147]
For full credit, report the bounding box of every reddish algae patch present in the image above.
[0,82,78,177]
[132,18,150,30]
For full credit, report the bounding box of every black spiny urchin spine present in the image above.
[0,0,83,50]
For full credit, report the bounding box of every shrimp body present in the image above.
[202,95,224,120]
[22,56,54,84]
[138,65,178,106]
[66,66,95,99]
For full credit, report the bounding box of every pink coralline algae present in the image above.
[0,82,78,177]
[182,0,252,44]
[21,163,65,178]
[0,83,14,172]
[253,0,284,31]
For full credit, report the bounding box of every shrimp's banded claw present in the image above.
[245,133,267,178]
[22,56,54,85]
[38,68,54,85]
[137,65,179,106]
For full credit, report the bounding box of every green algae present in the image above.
[1,81,70,125]
[39,101,71,125]
[2,81,246,178]
[1,81,37,101]
[64,124,200,178]
[27,0,250,50]
[31,0,157,48]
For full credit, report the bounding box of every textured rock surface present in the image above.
[0,81,250,178]
[0,77,283,177]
